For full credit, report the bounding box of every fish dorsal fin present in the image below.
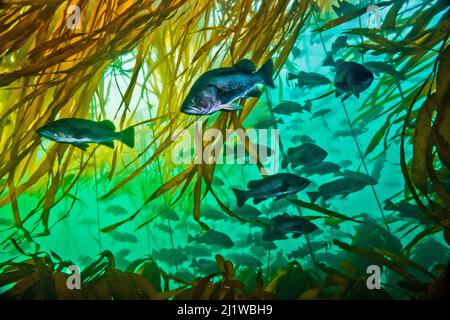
[233,59,256,73]
[98,120,115,131]
[286,147,296,156]
[247,178,266,189]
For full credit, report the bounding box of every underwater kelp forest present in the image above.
[0,0,449,301]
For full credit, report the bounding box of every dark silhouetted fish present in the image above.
[287,71,332,88]
[174,269,197,282]
[271,251,289,270]
[232,173,310,207]
[338,160,352,167]
[152,247,188,266]
[234,204,263,220]
[291,47,301,58]
[228,253,263,268]
[252,116,284,129]
[108,230,138,243]
[311,108,332,119]
[264,197,292,213]
[78,255,95,266]
[181,59,275,115]
[189,258,220,274]
[248,232,278,250]
[160,208,180,221]
[297,161,342,176]
[105,205,128,216]
[307,178,372,203]
[273,101,312,115]
[334,61,374,101]
[37,118,134,151]
[338,169,378,185]
[383,199,423,219]
[331,36,348,55]
[116,248,131,259]
[262,213,317,241]
[184,244,210,257]
[202,207,227,221]
[291,134,315,144]
[188,229,234,248]
[334,127,366,137]
[332,0,358,17]
[154,222,171,233]
[364,61,405,81]
[287,241,329,259]
[281,143,328,169]
[371,153,386,181]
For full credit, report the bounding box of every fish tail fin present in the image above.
[383,199,394,210]
[287,73,298,81]
[322,52,335,67]
[304,102,312,113]
[118,126,135,148]
[232,188,250,207]
[281,156,289,169]
[257,59,275,88]
[307,192,320,203]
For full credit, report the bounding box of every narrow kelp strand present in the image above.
[141,129,152,256]
[94,154,102,251]
[358,0,365,64]
[341,101,390,232]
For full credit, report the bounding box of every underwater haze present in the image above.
[0,0,449,300]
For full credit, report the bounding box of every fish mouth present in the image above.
[37,128,51,139]
[181,104,202,115]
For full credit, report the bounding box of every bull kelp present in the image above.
[0,0,449,300]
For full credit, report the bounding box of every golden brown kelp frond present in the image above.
[0,251,277,300]
[0,0,187,237]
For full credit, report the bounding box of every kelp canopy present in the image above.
[0,0,449,300]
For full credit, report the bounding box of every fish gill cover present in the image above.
[0,0,449,300]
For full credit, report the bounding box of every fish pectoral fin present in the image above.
[72,142,89,151]
[244,87,263,98]
[340,193,350,199]
[99,140,115,149]
[253,197,266,205]
[221,104,243,111]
